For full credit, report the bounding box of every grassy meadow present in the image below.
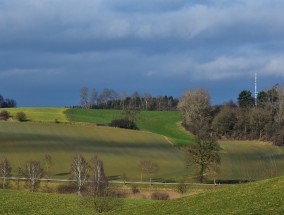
[0,107,284,181]
[2,108,68,122]
[65,109,193,146]
[0,176,283,215]
[0,121,187,180]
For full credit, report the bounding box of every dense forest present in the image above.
[178,85,284,146]
[0,94,16,108]
[79,87,178,111]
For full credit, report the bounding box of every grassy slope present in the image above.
[2,108,68,122]
[65,109,193,146]
[0,122,187,180]
[1,108,284,181]
[218,140,284,180]
[0,177,283,215]
[116,176,284,215]
[0,189,151,215]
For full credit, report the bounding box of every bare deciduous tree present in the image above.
[0,158,12,189]
[139,160,159,184]
[184,136,221,183]
[178,88,211,138]
[89,89,98,108]
[23,160,44,192]
[70,154,90,195]
[92,156,108,197]
[80,87,89,108]
[43,154,54,175]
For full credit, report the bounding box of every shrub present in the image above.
[151,192,169,200]
[131,185,140,194]
[176,182,188,195]
[15,112,27,122]
[109,118,138,130]
[0,110,10,120]
[56,184,77,194]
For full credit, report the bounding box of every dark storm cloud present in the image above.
[0,0,284,106]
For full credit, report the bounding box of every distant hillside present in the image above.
[65,109,193,146]
[2,108,193,146]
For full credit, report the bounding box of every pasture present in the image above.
[2,107,68,122]
[0,176,283,214]
[65,109,193,146]
[0,122,187,180]
[218,141,284,181]
[0,108,284,181]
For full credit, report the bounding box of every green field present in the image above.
[1,108,284,181]
[0,122,187,180]
[0,177,283,214]
[3,108,192,146]
[118,176,284,215]
[219,141,284,181]
[2,108,68,122]
[65,109,193,146]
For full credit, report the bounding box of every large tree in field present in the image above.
[0,158,12,189]
[178,88,211,137]
[70,154,90,195]
[184,135,221,183]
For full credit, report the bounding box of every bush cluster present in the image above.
[15,112,27,122]
[0,110,10,121]
[151,192,169,200]
[109,118,138,130]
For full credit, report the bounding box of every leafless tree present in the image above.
[89,89,98,108]
[70,154,90,195]
[80,87,89,108]
[0,158,12,189]
[275,86,284,125]
[143,93,152,111]
[178,88,211,138]
[91,156,108,197]
[184,136,221,183]
[23,160,44,192]
[43,154,53,175]
[139,160,159,184]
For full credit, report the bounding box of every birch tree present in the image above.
[23,160,43,192]
[70,154,90,195]
[0,158,12,189]
[92,157,108,196]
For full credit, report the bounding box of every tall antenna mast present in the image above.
[254,72,257,107]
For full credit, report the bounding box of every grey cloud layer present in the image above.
[0,0,284,105]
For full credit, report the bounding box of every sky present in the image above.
[1,0,284,107]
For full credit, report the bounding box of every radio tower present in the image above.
[254,72,257,107]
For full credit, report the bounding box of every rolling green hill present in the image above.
[2,108,192,146]
[65,109,193,146]
[2,107,68,122]
[0,177,283,214]
[0,121,187,180]
[1,108,284,181]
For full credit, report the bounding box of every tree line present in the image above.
[0,94,16,108]
[178,85,284,146]
[79,87,178,111]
